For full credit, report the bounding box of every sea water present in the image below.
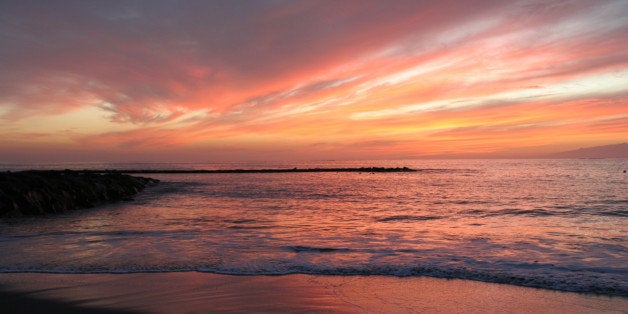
[0,159,626,296]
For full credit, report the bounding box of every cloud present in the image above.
[0,0,626,161]
[0,1,508,118]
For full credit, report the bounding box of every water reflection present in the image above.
[0,159,626,295]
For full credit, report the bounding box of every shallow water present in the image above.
[1,159,626,295]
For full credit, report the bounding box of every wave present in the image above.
[592,209,628,217]
[488,208,556,217]
[0,229,201,239]
[601,199,628,204]
[478,206,628,218]
[1,262,625,296]
[376,215,442,222]
[283,246,351,253]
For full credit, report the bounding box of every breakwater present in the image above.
[78,167,417,174]
[0,170,159,217]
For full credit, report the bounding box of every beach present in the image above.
[1,273,626,313]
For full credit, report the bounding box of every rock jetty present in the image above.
[80,166,417,174]
[0,170,159,217]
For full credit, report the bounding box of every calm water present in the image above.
[0,160,626,295]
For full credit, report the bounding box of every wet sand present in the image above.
[0,273,626,313]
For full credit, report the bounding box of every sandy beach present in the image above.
[1,273,626,313]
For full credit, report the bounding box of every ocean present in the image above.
[0,159,626,296]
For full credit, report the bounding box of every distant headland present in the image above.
[545,143,628,159]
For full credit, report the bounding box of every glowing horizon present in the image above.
[1,0,627,162]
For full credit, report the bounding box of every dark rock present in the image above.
[0,170,159,217]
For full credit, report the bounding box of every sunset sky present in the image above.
[1,0,627,162]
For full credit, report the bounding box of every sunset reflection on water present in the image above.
[0,159,626,295]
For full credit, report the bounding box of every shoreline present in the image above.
[1,273,626,313]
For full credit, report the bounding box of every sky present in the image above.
[1,0,627,162]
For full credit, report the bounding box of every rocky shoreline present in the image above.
[0,170,159,217]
